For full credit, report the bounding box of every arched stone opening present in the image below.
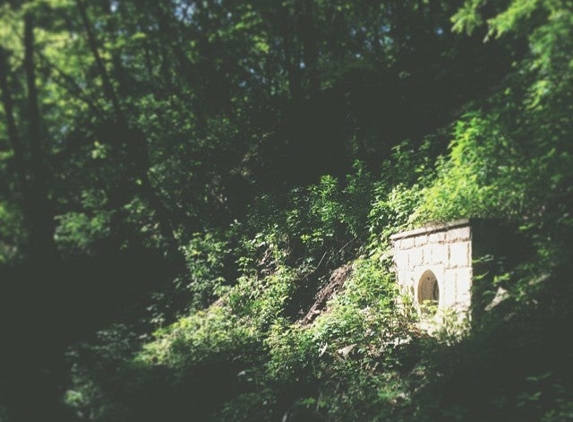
[418,270,440,314]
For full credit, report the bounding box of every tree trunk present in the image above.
[24,12,58,264]
[280,8,302,104]
[0,48,30,202]
[299,0,319,95]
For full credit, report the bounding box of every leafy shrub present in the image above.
[55,210,113,256]
[65,324,142,422]
[180,230,234,311]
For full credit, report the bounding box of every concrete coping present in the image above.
[389,218,470,241]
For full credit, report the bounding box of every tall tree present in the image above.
[23,11,57,264]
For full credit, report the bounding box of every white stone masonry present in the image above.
[390,219,473,313]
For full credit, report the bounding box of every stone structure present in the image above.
[390,219,516,316]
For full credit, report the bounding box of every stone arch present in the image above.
[417,270,440,314]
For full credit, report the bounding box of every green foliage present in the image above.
[54,210,112,255]
[65,324,142,422]
[451,0,484,35]
[0,201,24,263]
[139,306,259,371]
[262,257,417,421]
[226,268,299,329]
[413,113,523,222]
[180,230,233,310]
[266,258,405,376]
[369,182,425,244]
[64,183,422,420]
[415,0,573,227]
[244,163,380,270]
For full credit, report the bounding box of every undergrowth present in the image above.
[64,121,573,420]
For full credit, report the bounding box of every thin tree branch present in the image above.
[76,0,123,119]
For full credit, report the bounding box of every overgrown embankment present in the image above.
[17,1,573,421]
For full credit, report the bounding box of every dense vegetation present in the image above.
[1,0,572,420]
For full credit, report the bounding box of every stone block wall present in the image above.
[391,219,475,313]
[391,218,529,319]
